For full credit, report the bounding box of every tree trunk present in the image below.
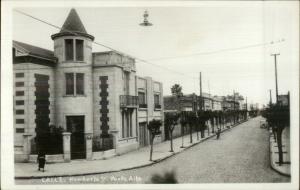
[149,134,154,161]
[276,127,284,165]
[170,128,174,152]
[272,126,277,142]
[212,119,215,133]
[189,124,193,143]
[207,122,210,136]
[181,125,184,148]
[201,129,204,138]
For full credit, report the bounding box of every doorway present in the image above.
[66,116,85,159]
[139,122,148,147]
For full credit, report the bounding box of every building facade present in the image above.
[137,76,164,147]
[13,9,163,162]
[212,96,223,111]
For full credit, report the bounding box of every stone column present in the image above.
[23,133,32,162]
[85,132,93,160]
[62,132,71,162]
[109,130,119,150]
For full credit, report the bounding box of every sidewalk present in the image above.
[269,129,291,177]
[15,121,246,179]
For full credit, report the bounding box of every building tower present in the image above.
[51,8,94,160]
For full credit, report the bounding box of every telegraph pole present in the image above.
[199,72,203,111]
[233,90,236,111]
[233,90,236,124]
[271,53,280,104]
[269,89,272,106]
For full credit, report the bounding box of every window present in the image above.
[16,110,24,115]
[16,91,24,96]
[65,39,84,61]
[76,73,84,95]
[154,94,161,109]
[16,119,24,124]
[65,39,74,61]
[124,72,130,95]
[15,82,24,87]
[138,92,147,108]
[16,128,25,133]
[65,73,74,95]
[76,39,84,61]
[65,73,84,95]
[16,100,24,105]
[15,73,24,78]
[121,111,133,138]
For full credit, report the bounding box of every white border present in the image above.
[1,1,299,190]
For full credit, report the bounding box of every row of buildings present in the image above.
[164,92,246,112]
[13,9,246,163]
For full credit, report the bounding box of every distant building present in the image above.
[164,93,197,112]
[212,96,223,111]
[222,94,240,111]
[201,92,213,111]
[278,94,289,106]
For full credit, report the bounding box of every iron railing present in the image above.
[154,104,162,109]
[120,95,138,108]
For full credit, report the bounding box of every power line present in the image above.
[14,9,284,84]
[14,9,197,80]
[142,39,284,62]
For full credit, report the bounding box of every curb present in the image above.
[15,120,246,179]
[269,135,291,177]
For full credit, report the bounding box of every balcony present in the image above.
[120,95,138,108]
[154,104,162,110]
[139,103,148,109]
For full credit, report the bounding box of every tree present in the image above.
[186,111,197,142]
[171,84,183,111]
[171,84,183,97]
[197,111,210,138]
[263,104,290,165]
[165,112,180,152]
[210,111,217,133]
[35,124,64,155]
[147,119,162,161]
[180,111,188,148]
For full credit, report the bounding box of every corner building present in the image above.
[13,9,161,162]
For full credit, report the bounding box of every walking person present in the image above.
[37,152,46,172]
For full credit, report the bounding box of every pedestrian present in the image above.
[37,152,46,172]
[216,127,221,140]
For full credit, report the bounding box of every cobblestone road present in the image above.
[17,117,290,184]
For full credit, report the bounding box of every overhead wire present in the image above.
[14,9,284,82]
[14,9,197,80]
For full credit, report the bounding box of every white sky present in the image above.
[12,1,299,107]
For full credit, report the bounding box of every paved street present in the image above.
[16,117,290,184]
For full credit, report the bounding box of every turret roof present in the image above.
[51,8,94,40]
[60,8,87,34]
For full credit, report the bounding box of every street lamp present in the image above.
[140,10,153,26]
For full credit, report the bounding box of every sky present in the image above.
[12,1,299,107]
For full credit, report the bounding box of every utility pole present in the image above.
[269,89,272,106]
[246,97,248,110]
[233,90,236,111]
[199,72,203,111]
[271,53,280,104]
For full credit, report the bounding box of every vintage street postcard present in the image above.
[1,0,299,190]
